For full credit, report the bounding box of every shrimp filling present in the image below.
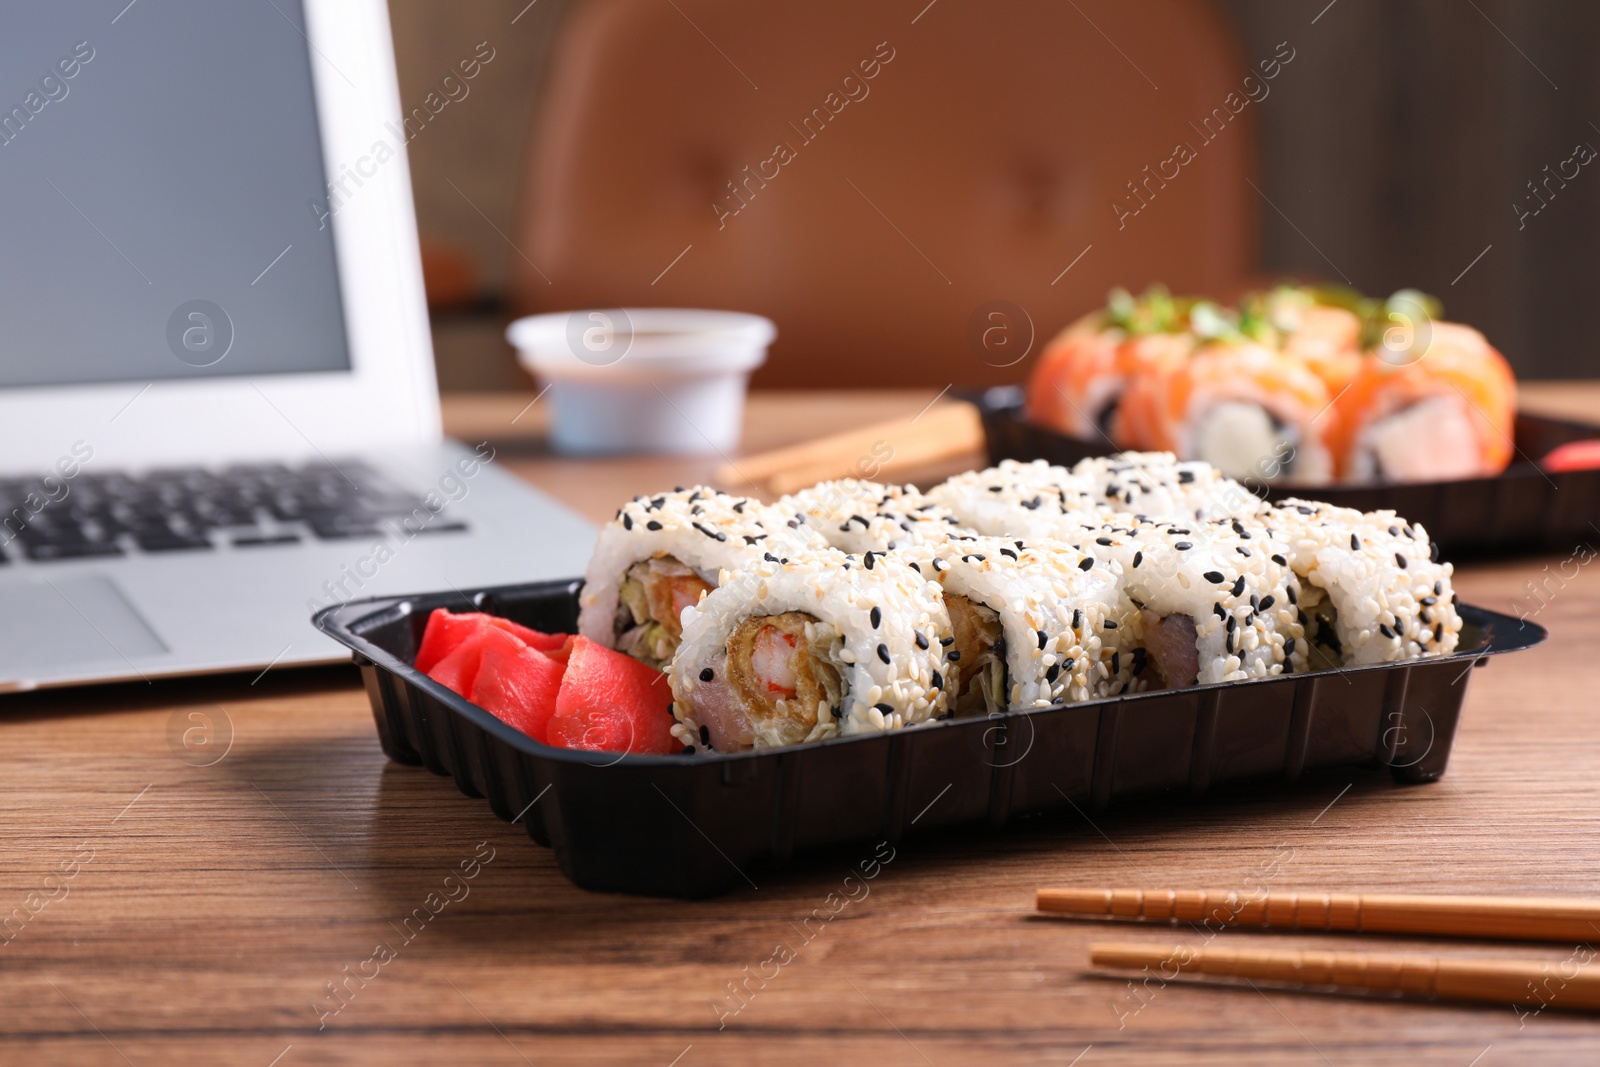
[944,594,1005,715]
[615,556,713,668]
[688,612,844,750]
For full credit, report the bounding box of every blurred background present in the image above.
[393,0,1600,391]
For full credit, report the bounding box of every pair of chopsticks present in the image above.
[1038,888,1600,1012]
[715,401,984,496]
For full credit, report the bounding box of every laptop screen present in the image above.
[0,0,351,388]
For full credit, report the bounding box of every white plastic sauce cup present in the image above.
[507,308,774,455]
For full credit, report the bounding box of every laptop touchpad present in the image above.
[0,575,167,680]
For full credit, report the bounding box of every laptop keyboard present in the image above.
[0,461,466,563]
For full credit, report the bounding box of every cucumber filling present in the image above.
[945,594,1006,716]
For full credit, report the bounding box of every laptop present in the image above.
[0,0,595,692]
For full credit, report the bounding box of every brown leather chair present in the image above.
[510,0,1257,388]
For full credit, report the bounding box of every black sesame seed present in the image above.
[1232,520,1246,535]
[1072,609,1084,629]
[1237,546,1252,557]
[1271,553,1287,566]
[733,501,746,513]
[699,725,711,746]
[1379,623,1396,639]
[684,745,696,755]
[941,635,955,646]
[1037,630,1049,650]
[1430,541,1441,562]
[764,552,779,563]
[1096,537,1113,546]
[947,649,961,661]
[1045,663,1061,683]
[864,552,876,571]
[1230,576,1246,597]
[1001,547,1018,560]
[1227,615,1237,633]
[1103,619,1118,629]
[988,485,1004,493]
[1078,558,1094,571]
[646,520,663,531]
[1388,525,1400,537]
[622,513,634,530]
[1434,581,1444,596]
[1286,585,1297,605]
[838,523,854,533]
[1133,550,1143,568]
[1213,603,1226,619]
[1259,595,1275,611]
[915,631,929,650]
[877,643,891,664]
[1422,596,1438,606]
[1110,652,1120,675]
[1225,631,1235,654]
[1178,470,1195,484]
[1204,570,1225,584]
[1434,624,1443,643]
[870,606,882,628]
[1284,638,1296,655]
[1350,534,1360,551]
[1296,505,1313,515]
[1174,541,1192,551]
[1249,593,1259,611]
[930,670,943,689]
[873,703,894,714]
[699,667,714,682]
[1395,553,1407,569]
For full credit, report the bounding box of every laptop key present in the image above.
[135,533,214,552]
[24,541,125,561]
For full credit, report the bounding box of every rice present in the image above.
[577,486,827,661]
[1265,499,1462,665]
[778,479,969,554]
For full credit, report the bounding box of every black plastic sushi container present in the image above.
[970,385,1600,558]
[316,578,1544,899]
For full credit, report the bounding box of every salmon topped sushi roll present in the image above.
[1331,322,1516,483]
[1118,336,1338,486]
[1026,287,1201,448]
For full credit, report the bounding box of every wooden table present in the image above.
[5,385,1599,1066]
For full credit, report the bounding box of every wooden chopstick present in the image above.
[1037,888,1600,943]
[716,401,984,496]
[1089,941,1600,1012]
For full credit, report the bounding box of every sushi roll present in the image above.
[1331,322,1516,484]
[1070,451,1261,524]
[901,535,1134,713]
[1047,512,1309,686]
[1266,499,1461,667]
[1117,336,1338,486]
[1245,284,1365,396]
[669,548,950,752]
[925,459,1100,538]
[1026,288,1199,448]
[578,487,827,668]
[777,479,968,554]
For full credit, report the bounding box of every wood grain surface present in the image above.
[3,385,1599,1066]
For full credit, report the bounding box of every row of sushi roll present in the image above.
[576,453,1463,755]
[1024,284,1517,486]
